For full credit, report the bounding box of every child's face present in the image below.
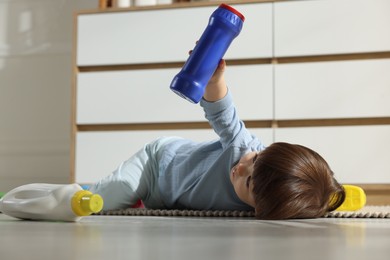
[230,151,258,208]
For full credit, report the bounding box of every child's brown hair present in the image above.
[252,142,345,220]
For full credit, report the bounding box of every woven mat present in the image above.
[97,206,390,219]
[324,206,390,219]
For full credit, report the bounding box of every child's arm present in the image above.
[203,59,227,102]
[200,59,264,150]
[200,60,252,148]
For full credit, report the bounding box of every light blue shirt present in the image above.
[157,91,266,210]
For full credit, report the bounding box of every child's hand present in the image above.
[203,59,227,102]
[209,59,226,86]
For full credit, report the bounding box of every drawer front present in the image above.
[76,64,273,124]
[275,126,390,184]
[274,0,390,57]
[77,4,272,66]
[75,129,273,183]
[274,59,390,120]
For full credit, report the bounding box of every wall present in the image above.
[0,0,95,192]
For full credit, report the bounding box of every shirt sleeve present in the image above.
[200,90,250,149]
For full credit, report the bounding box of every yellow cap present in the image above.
[71,190,104,216]
[335,185,366,211]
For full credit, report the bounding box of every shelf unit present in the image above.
[72,0,390,205]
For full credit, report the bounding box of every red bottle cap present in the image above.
[219,3,245,22]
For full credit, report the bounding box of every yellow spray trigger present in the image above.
[335,185,366,211]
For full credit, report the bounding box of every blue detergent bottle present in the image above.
[170,4,245,103]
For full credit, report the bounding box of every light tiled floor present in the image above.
[1,213,390,260]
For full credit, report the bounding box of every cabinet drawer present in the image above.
[275,126,390,184]
[77,4,272,66]
[274,59,390,120]
[274,0,390,57]
[76,64,273,124]
[75,129,273,183]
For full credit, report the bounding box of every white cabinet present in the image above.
[77,3,273,66]
[77,68,203,124]
[76,64,273,124]
[274,0,390,57]
[275,59,390,119]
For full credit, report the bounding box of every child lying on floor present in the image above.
[89,59,345,220]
